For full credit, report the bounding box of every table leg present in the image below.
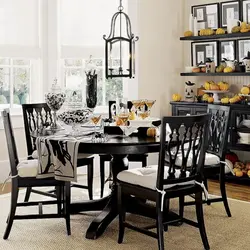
[85,154,128,239]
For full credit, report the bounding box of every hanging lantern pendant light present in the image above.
[104,0,139,79]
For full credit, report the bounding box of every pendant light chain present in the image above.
[119,0,123,71]
[118,0,124,11]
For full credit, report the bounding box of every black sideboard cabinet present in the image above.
[171,101,250,185]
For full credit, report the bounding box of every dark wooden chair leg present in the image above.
[179,196,184,218]
[219,166,231,217]
[118,185,126,244]
[195,191,210,250]
[55,186,62,215]
[203,177,211,205]
[3,182,19,240]
[87,161,94,200]
[24,187,32,202]
[64,182,71,236]
[142,156,147,167]
[100,158,105,198]
[156,201,165,250]
[163,199,170,232]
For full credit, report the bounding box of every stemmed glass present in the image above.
[145,99,156,117]
[90,113,102,139]
[116,98,129,137]
[131,100,141,114]
[137,99,149,120]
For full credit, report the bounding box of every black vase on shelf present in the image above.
[86,74,97,109]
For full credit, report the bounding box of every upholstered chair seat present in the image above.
[17,159,38,177]
[117,165,195,190]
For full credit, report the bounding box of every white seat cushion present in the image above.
[31,150,38,159]
[117,165,195,190]
[17,159,38,177]
[173,152,220,167]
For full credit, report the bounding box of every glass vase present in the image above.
[86,75,97,109]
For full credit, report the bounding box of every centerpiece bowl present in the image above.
[58,108,93,136]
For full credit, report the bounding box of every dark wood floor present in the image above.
[1,180,250,202]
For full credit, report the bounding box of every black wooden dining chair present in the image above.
[99,100,148,198]
[181,104,231,217]
[117,114,211,250]
[2,109,71,239]
[22,103,94,201]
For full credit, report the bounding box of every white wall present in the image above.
[137,0,184,117]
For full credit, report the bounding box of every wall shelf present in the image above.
[180,72,250,76]
[180,32,250,41]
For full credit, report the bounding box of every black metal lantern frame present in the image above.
[104,0,139,79]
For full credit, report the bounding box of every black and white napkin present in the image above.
[36,136,80,182]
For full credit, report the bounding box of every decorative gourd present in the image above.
[216,28,225,35]
[247,170,250,177]
[224,67,233,73]
[235,170,244,177]
[202,94,209,101]
[218,82,229,91]
[226,152,238,165]
[204,81,211,90]
[221,97,230,104]
[172,94,182,102]
[232,26,241,33]
[210,83,220,90]
[184,31,193,37]
[241,86,250,95]
[207,97,214,103]
[147,127,157,137]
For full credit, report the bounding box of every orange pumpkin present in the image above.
[147,128,157,137]
[207,97,214,103]
[210,84,220,90]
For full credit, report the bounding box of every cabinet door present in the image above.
[175,107,192,116]
[230,110,250,147]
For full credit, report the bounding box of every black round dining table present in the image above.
[68,135,161,239]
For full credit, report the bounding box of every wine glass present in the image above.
[116,98,129,136]
[90,113,102,139]
[131,100,141,115]
[145,99,156,117]
[137,99,149,120]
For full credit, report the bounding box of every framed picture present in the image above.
[238,39,250,61]
[192,3,220,30]
[242,0,250,23]
[220,1,241,28]
[192,41,218,66]
[220,40,236,61]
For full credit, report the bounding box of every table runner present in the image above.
[36,136,80,182]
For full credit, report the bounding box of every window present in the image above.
[0,0,138,113]
[59,0,138,111]
[0,58,31,108]
[0,0,42,111]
